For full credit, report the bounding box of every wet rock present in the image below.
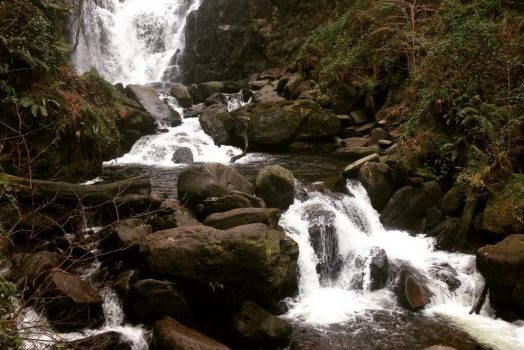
[113,269,139,300]
[342,153,380,178]
[153,316,230,350]
[171,83,193,108]
[232,301,292,346]
[231,99,340,149]
[191,81,224,103]
[441,185,464,216]
[479,184,524,236]
[349,110,368,125]
[396,270,432,311]
[477,234,524,319]
[203,191,266,215]
[369,248,389,291]
[184,103,206,119]
[284,72,308,100]
[116,97,157,152]
[172,147,194,164]
[357,162,394,212]
[381,181,441,231]
[199,104,235,145]
[177,163,253,210]
[125,84,182,127]
[205,92,229,106]
[256,165,295,210]
[429,263,461,292]
[430,217,460,251]
[53,331,132,350]
[100,218,152,250]
[204,207,280,230]
[14,251,61,289]
[125,279,193,325]
[37,269,104,332]
[334,146,381,162]
[141,224,299,308]
[425,206,444,232]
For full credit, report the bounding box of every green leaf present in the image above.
[31,104,39,117]
[19,96,34,108]
[39,106,48,117]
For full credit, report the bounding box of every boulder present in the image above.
[177,163,253,210]
[125,85,182,127]
[351,247,389,291]
[349,110,369,125]
[203,208,280,230]
[231,99,340,149]
[205,92,228,106]
[334,146,381,162]
[429,263,461,292]
[172,147,194,164]
[381,181,442,231]
[192,82,225,103]
[477,234,524,319]
[14,251,61,289]
[53,331,132,350]
[357,162,394,212]
[223,81,241,93]
[199,104,235,145]
[440,185,463,216]
[37,269,104,332]
[342,153,380,178]
[116,96,157,152]
[113,269,139,300]
[479,182,524,236]
[141,224,299,308]
[396,270,432,311]
[283,72,308,100]
[370,128,390,144]
[100,218,152,251]
[429,218,460,251]
[255,165,295,210]
[232,301,292,346]
[125,279,193,325]
[153,316,230,350]
[202,191,266,215]
[341,137,370,148]
[171,83,193,108]
[252,84,285,103]
[184,103,206,119]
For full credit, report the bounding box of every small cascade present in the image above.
[71,0,200,85]
[280,180,524,350]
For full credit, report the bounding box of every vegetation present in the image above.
[298,0,524,189]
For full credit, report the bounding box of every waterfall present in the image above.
[71,0,200,85]
[280,181,524,350]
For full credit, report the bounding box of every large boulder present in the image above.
[256,165,295,210]
[14,251,61,289]
[199,104,235,145]
[172,147,194,164]
[191,82,225,103]
[125,84,182,127]
[477,234,524,319]
[116,95,157,152]
[177,163,253,210]
[232,301,292,346]
[171,83,193,108]
[429,218,460,251]
[141,224,299,308]
[37,269,104,332]
[53,332,132,350]
[203,208,280,230]
[153,317,230,350]
[358,162,395,212]
[479,181,524,236]
[125,279,193,325]
[380,181,441,231]
[231,99,341,150]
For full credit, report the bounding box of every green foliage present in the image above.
[0,274,20,350]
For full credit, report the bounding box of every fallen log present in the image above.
[469,284,488,315]
[0,174,152,206]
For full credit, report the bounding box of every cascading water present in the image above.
[71,0,200,85]
[280,181,524,350]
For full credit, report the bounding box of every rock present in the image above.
[370,128,390,143]
[203,191,266,215]
[424,346,457,350]
[116,96,157,152]
[341,137,370,148]
[232,301,292,346]
[172,147,194,164]
[149,205,201,231]
[480,182,524,236]
[378,139,393,147]
[256,165,295,210]
[37,269,104,332]
[125,279,193,325]
[356,122,377,134]
[171,83,193,108]
[203,208,280,230]
[205,92,228,106]
[125,85,182,127]
[368,248,389,291]
[430,218,460,251]
[425,207,443,232]
[223,81,241,93]
[252,84,286,103]
[429,263,461,292]
[14,251,61,289]
[141,224,299,308]
[153,317,230,350]
[177,163,253,210]
[441,186,463,216]
[283,72,308,100]
[113,270,139,299]
[192,81,225,103]
[53,331,132,350]
[477,235,524,319]
[396,270,432,311]
[343,153,380,178]
[357,162,394,212]
[101,218,152,249]
[381,181,442,231]
[350,110,368,125]
[336,114,353,126]
[334,146,381,162]
[231,99,340,149]
[250,80,270,90]
[199,104,235,145]
[184,103,206,119]
[341,127,363,138]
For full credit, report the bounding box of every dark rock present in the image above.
[100,218,152,250]
[53,331,132,350]
[341,137,370,148]
[441,185,463,216]
[341,127,363,138]
[223,81,241,93]
[232,301,292,346]
[113,269,139,300]
[205,92,228,106]
[153,316,230,350]
[125,279,193,325]
[356,122,377,134]
[192,81,225,103]
[378,139,393,147]
[429,263,461,292]
[250,80,270,91]
[396,270,432,311]
[125,84,182,127]
[358,162,394,212]
[349,110,368,125]
[480,185,524,236]
[284,72,308,100]
[141,224,299,308]
[199,104,235,145]
[203,191,266,215]
[184,103,206,119]
[430,218,460,251]
[171,83,193,108]
[334,146,381,162]
[252,84,286,103]
[172,147,194,164]
[116,97,157,152]
[14,251,61,289]
[37,269,104,332]
[177,163,253,210]
[381,181,442,231]
[425,207,444,232]
[369,248,389,291]
[204,208,280,230]
[370,128,390,143]
[256,165,295,210]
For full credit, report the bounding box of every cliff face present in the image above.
[181,0,337,83]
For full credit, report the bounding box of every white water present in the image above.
[281,180,524,350]
[72,0,200,85]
